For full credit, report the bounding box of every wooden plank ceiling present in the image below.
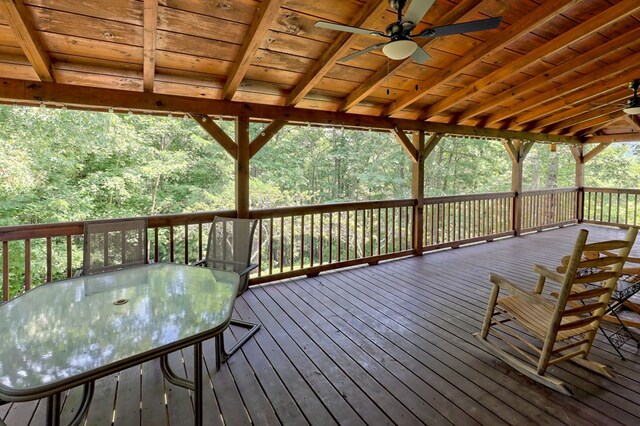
[0,0,639,139]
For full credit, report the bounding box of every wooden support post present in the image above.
[505,139,531,236]
[570,145,585,222]
[236,116,250,218]
[412,130,425,255]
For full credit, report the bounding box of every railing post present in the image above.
[412,130,425,255]
[236,116,250,218]
[504,139,532,236]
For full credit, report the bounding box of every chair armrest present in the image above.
[193,259,206,267]
[533,265,564,284]
[238,263,258,278]
[489,273,552,306]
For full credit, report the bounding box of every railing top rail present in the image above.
[584,187,640,195]
[424,191,515,204]
[249,199,416,219]
[521,187,578,196]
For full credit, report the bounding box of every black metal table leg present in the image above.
[46,393,61,426]
[194,342,203,426]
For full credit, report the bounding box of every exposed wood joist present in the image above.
[583,133,640,144]
[511,71,640,130]
[193,115,237,159]
[337,0,483,112]
[422,0,640,121]
[458,27,640,123]
[0,0,53,82]
[392,127,419,162]
[249,120,288,159]
[545,107,621,135]
[223,0,283,101]
[142,0,157,92]
[584,143,608,162]
[488,50,640,127]
[0,78,578,144]
[570,112,627,137]
[286,0,389,107]
[623,115,640,133]
[383,0,576,116]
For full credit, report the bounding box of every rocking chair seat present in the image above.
[498,295,597,341]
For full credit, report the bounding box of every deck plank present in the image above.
[4,224,640,426]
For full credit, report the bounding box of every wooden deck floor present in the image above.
[1,224,639,426]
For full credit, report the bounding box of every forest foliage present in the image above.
[1,105,639,227]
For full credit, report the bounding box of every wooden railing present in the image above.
[423,192,515,251]
[0,188,592,301]
[583,187,640,227]
[520,188,579,232]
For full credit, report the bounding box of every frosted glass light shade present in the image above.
[623,106,640,115]
[382,40,417,60]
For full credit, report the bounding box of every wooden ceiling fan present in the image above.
[314,0,502,63]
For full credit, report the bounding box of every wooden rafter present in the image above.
[383,0,575,116]
[583,133,640,144]
[286,0,389,107]
[249,120,288,159]
[569,112,627,137]
[0,0,53,82]
[511,72,639,130]
[392,127,419,162]
[528,89,630,132]
[223,0,283,101]
[0,77,577,144]
[545,108,622,135]
[337,0,483,112]
[421,0,640,121]
[623,115,640,133]
[458,27,640,123]
[142,0,158,92]
[193,115,237,159]
[487,50,640,127]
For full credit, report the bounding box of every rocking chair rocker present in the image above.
[475,227,638,395]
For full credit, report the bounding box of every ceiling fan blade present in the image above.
[402,0,436,25]
[411,46,431,63]
[338,43,387,63]
[315,21,386,37]
[415,16,503,38]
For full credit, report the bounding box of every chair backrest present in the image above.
[83,218,148,276]
[548,227,637,352]
[205,217,258,295]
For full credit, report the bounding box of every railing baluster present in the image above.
[25,239,31,291]
[2,241,8,301]
[169,226,175,263]
[337,212,341,261]
[66,235,72,278]
[154,227,159,263]
[300,215,305,269]
[280,216,285,273]
[290,216,295,270]
[257,219,263,276]
[635,194,638,226]
[318,214,323,266]
[328,213,333,264]
[391,207,396,252]
[46,237,52,283]
[345,211,350,260]
[198,223,203,261]
[377,208,381,255]
[354,210,358,258]
[310,214,315,266]
[370,209,375,255]
[364,209,368,257]
[269,217,274,274]
[184,224,189,264]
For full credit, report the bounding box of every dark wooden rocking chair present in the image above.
[475,227,638,395]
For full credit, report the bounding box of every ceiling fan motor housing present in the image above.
[389,0,408,12]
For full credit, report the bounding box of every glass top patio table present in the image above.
[0,263,239,401]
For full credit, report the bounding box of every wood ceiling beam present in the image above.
[0,0,53,82]
[545,107,621,135]
[0,77,577,144]
[457,27,640,122]
[286,0,389,107]
[223,0,283,101]
[583,133,640,144]
[337,0,483,112]
[567,111,627,136]
[623,115,640,133]
[249,120,288,159]
[383,0,575,116]
[142,0,157,92]
[510,72,638,130]
[193,115,237,159]
[487,50,640,126]
[583,143,608,162]
[392,127,419,162]
[527,89,629,132]
[421,0,640,121]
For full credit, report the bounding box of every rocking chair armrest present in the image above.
[533,265,564,284]
[489,273,551,306]
[193,259,206,267]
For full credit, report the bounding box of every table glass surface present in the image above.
[0,263,239,395]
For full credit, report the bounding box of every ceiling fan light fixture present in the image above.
[624,106,640,115]
[382,39,417,60]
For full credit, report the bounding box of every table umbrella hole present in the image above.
[113,298,129,305]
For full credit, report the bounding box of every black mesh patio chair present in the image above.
[82,218,148,276]
[195,217,260,370]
